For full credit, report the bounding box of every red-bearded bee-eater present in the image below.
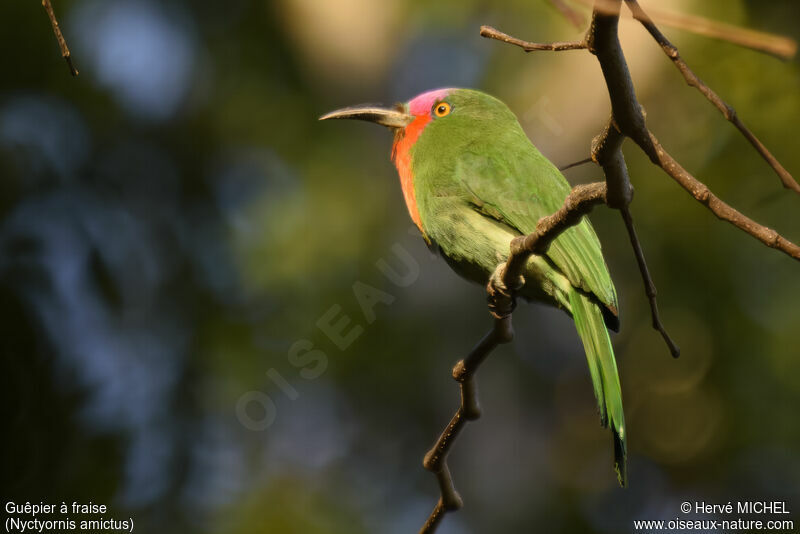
[321,88,626,486]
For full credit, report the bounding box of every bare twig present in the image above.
[419,318,513,534]
[420,183,609,534]
[630,2,797,60]
[620,207,680,357]
[580,3,800,261]
[42,0,78,76]
[573,0,798,59]
[623,0,799,194]
[420,1,798,531]
[480,26,586,52]
[558,156,594,171]
[547,0,586,30]
[639,132,800,260]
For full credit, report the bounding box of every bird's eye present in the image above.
[433,102,451,118]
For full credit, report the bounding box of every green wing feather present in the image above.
[455,144,618,323]
[455,145,627,485]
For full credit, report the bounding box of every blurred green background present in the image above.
[1,0,799,532]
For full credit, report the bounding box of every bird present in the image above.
[321,88,626,486]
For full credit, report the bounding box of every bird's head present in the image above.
[320,88,522,232]
[320,88,517,158]
[319,88,456,131]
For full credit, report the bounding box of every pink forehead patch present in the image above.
[407,88,454,116]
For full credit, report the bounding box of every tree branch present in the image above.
[638,132,800,259]
[505,182,608,282]
[620,206,680,357]
[480,26,586,52]
[558,156,594,171]
[419,1,798,530]
[623,0,799,194]
[573,0,798,59]
[419,183,610,534]
[628,1,797,60]
[419,318,513,534]
[42,0,78,76]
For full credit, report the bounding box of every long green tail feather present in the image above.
[569,289,627,487]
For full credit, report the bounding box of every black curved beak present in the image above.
[319,105,414,129]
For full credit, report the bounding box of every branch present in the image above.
[419,1,799,531]
[419,183,609,534]
[639,132,800,259]
[42,0,78,76]
[573,0,798,59]
[623,0,799,194]
[629,1,797,60]
[620,206,680,357]
[585,2,800,261]
[419,318,513,533]
[558,156,594,171]
[504,182,608,287]
[583,7,681,356]
[480,26,586,52]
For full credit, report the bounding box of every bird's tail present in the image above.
[569,289,627,487]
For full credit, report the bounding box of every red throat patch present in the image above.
[391,113,430,234]
[389,89,453,237]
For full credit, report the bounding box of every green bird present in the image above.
[321,88,626,486]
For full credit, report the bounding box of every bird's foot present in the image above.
[486,263,523,319]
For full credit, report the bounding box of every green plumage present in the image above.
[410,89,627,485]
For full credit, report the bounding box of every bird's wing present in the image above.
[456,143,619,320]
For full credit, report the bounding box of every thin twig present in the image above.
[480,26,586,52]
[572,0,797,59]
[559,157,594,171]
[42,0,78,76]
[420,183,611,534]
[633,1,797,60]
[588,124,675,353]
[638,132,800,260]
[580,4,800,262]
[620,207,680,357]
[623,0,798,194]
[420,182,611,533]
[419,319,513,534]
[547,0,586,30]
[420,500,446,533]
[421,1,799,531]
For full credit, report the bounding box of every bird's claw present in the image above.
[486,263,522,319]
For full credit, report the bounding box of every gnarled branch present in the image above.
[419,183,608,534]
[575,0,798,59]
[419,1,797,531]
[504,182,607,286]
[623,0,798,194]
[419,319,512,534]
[639,132,800,259]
